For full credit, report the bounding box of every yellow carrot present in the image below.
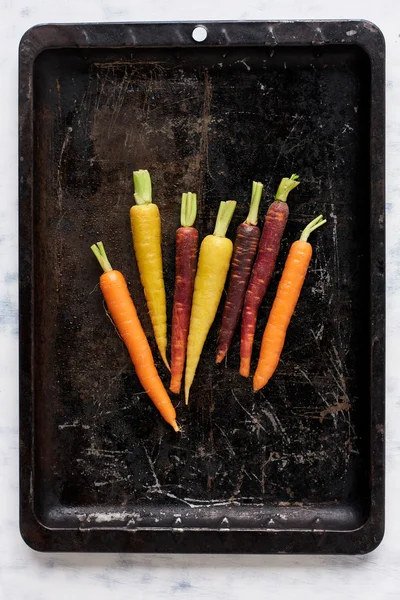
[185,201,237,403]
[130,170,169,369]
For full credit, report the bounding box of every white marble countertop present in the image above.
[1,0,399,597]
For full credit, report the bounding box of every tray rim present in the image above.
[19,19,385,554]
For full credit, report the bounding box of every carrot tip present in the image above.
[253,374,267,392]
[160,352,171,371]
[169,373,180,393]
[171,420,180,432]
[184,380,191,404]
[216,351,225,364]
[239,358,250,378]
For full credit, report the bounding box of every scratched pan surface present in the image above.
[19,21,385,553]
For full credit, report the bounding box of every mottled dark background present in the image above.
[32,44,371,530]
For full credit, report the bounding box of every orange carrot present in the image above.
[253,215,326,392]
[91,242,179,432]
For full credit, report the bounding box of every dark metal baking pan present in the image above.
[19,20,385,553]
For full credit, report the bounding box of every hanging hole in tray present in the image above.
[192,26,208,43]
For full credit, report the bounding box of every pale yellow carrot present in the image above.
[184,201,237,403]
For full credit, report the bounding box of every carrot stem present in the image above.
[181,192,197,227]
[133,169,152,205]
[300,214,327,241]
[275,173,300,202]
[91,242,113,273]
[245,181,263,226]
[213,201,237,237]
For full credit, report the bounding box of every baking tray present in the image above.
[19,20,385,553]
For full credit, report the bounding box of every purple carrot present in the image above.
[170,192,198,394]
[216,181,263,364]
[240,174,300,377]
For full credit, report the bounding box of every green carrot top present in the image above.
[91,242,113,273]
[275,173,300,202]
[213,201,237,237]
[300,215,327,242]
[133,169,153,205]
[180,192,197,228]
[245,181,263,226]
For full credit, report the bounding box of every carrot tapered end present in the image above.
[159,350,170,372]
[169,378,181,395]
[253,373,268,392]
[216,350,226,364]
[184,387,190,405]
[239,358,251,378]
[171,420,180,432]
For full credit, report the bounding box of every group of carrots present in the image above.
[91,170,326,432]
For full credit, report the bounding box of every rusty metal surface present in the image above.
[19,21,385,553]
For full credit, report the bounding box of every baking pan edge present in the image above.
[19,19,385,554]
